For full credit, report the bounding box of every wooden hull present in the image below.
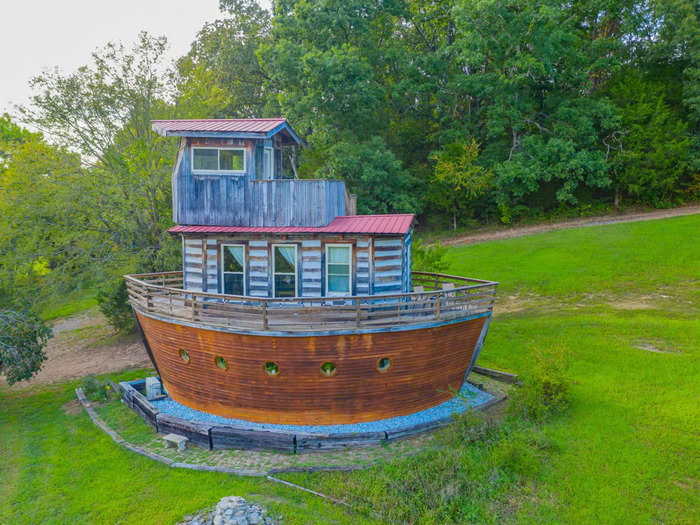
[135,311,489,425]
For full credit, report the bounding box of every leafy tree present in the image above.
[607,69,692,206]
[180,0,272,117]
[431,139,492,231]
[0,113,41,168]
[318,137,420,214]
[452,0,621,213]
[0,308,52,385]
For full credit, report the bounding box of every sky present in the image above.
[0,0,226,115]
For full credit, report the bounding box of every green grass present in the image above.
[0,379,373,524]
[279,216,700,523]
[1,215,698,523]
[40,289,98,321]
[444,214,699,301]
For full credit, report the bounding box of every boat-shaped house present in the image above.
[126,118,498,426]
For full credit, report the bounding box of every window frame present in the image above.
[272,244,298,298]
[220,244,247,296]
[191,146,246,175]
[325,243,352,297]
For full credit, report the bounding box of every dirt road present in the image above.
[7,310,152,389]
[438,204,700,247]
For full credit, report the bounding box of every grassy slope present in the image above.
[283,215,700,523]
[0,378,373,524]
[444,215,698,300]
[1,215,698,523]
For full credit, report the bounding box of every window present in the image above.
[221,245,245,295]
[326,244,352,295]
[263,147,274,179]
[273,244,297,297]
[192,147,245,174]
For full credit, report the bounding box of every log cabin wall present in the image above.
[179,231,412,297]
[373,237,406,295]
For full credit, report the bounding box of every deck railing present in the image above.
[125,271,497,333]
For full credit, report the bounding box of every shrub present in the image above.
[412,239,448,273]
[81,374,116,402]
[0,307,52,385]
[96,278,135,333]
[509,347,571,423]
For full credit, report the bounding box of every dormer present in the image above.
[152,118,300,181]
[153,118,348,228]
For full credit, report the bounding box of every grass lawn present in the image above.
[1,215,698,523]
[0,376,372,524]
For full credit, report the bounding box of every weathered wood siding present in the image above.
[301,240,322,297]
[183,238,204,292]
[356,238,372,295]
[248,240,269,298]
[372,237,405,295]
[173,138,346,227]
[180,233,412,297]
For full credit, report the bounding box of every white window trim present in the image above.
[191,146,247,175]
[325,244,352,297]
[272,244,298,298]
[220,244,247,296]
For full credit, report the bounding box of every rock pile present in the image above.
[179,496,277,525]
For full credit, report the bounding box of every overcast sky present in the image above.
[0,0,228,115]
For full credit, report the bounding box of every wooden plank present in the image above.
[137,312,487,425]
[210,426,295,452]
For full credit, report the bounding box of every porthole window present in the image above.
[215,356,228,370]
[377,357,391,372]
[320,362,337,377]
[178,349,190,364]
[263,361,280,376]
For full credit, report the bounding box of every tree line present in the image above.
[0,0,698,331]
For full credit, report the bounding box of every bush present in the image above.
[81,374,116,402]
[96,278,135,333]
[412,239,448,273]
[509,347,571,423]
[0,307,52,385]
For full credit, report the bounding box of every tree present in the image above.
[607,68,692,206]
[180,0,272,118]
[0,308,52,385]
[317,136,420,214]
[0,113,41,168]
[431,139,492,231]
[452,0,621,213]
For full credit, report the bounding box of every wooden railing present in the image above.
[125,271,497,333]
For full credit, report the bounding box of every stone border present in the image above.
[117,379,509,454]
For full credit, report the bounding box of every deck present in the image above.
[125,271,498,334]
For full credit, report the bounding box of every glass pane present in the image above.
[220,149,244,171]
[224,273,244,295]
[328,263,350,276]
[328,274,349,293]
[193,148,218,171]
[275,274,296,297]
[223,246,244,273]
[263,149,273,179]
[328,246,350,264]
[274,246,296,274]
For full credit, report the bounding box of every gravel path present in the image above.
[438,204,700,247]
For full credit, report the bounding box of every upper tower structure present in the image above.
[153,118,349,227]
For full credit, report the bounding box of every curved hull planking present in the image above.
[135,311,489,425]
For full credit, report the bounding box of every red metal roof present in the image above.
[168,214,414,236]
[152,118,287,134]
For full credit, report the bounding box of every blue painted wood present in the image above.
[173,138,347,227]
